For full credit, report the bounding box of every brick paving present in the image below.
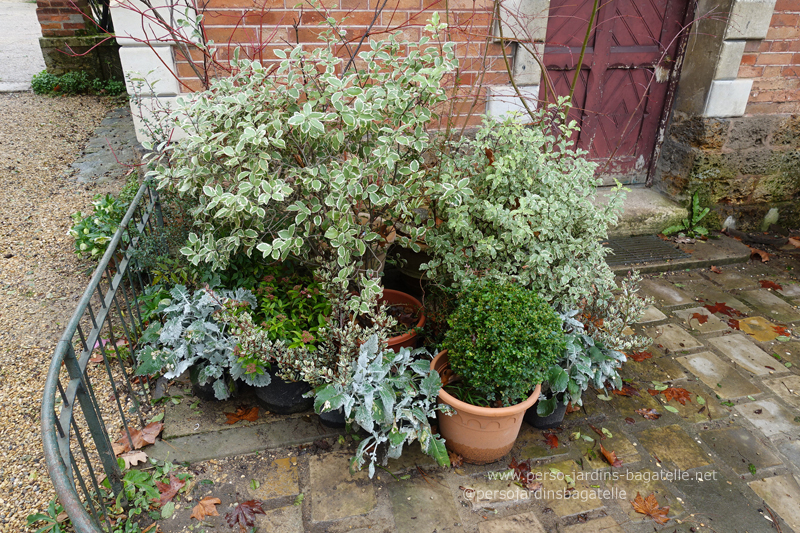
[157,260,800,533]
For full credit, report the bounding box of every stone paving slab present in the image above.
[738,290,800,324]
[388,474,463,533]
[637,425,710,470]
[673,307,729,333]
[735,399,800,438]
[748,474,800,532]
[477,511,547,533]
[708,334,783,376]
[638,279,696,307]
[682,279,754,314]
[677,351,762,399]
[762,375,800,409]
[699,427,782,476]
[645,323,704,352]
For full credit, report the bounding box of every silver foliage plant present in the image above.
[423,105,627,312]
[134,285,263,400]
[311,335,450,477]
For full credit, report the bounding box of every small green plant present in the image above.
[26,499,68,533]
[134,285,262,399]
[311,335,449,477]
[69,193,130,259]
[662,192,710,237]
[31,69,127,96]
[442,282,565,406]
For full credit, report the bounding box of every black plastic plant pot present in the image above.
[318,407,346,428]
[524,398,568,429]
[189,366,236,402]
[253,366,313,414]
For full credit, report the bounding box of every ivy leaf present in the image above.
[190,496,221,521]
[225,500,266,531]
[631,492,670,524]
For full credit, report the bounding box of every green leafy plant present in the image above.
[69,193,130,259]
[311,334,449,477]
[662,191,710,237]
[31,69,126,96]
[26,499,68,533]
[423,104,626,312]
[134,285,263,399]
[442,282,565,406]
[149,15,457,315]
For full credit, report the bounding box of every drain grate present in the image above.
[604,235,690,266]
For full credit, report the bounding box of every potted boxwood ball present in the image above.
[430,281,565,464]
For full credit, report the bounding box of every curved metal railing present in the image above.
[42,183,162,532]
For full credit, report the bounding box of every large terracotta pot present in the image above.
[380,289,425,352]
[430,351,541,464]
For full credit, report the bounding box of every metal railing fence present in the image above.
[42,182,162,532]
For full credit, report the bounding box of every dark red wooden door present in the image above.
[540,0,691,185]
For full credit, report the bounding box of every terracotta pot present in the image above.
[430,351,541,464]
[380,289,425,352]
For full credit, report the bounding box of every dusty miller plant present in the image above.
[311,335,449,477]
[134,285,260,400]
[149,14,459,314]
[423,104,626,312]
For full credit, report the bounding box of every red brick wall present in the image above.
[36,0,91,37]
[738,0,800,114]
[175,0,513,127]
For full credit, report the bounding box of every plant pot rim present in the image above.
[431,350,541,417]
[382,289,425,346]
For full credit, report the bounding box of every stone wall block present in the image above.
[724,0,778,40]
[669,114,729,149]
[704,79,753,117]
[722,148,781,176]
[772,116,800,148]
[725,116,778,150]
[714,40,747,79]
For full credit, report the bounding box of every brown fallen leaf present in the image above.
[709,265,722,274]
[773,324,792,337]
[156,474,186,506]
[484,147,495,165]
[788,237,800,248]
[749,246,770,262]
[728,318,741,330]
[661,387,692,405]
[112,421,164,454]
[704,301,746,317]
[624,417,635,425]
[225,406,259,425]
[589,424,606,439]
[599,443,622,467]
[631,492,670,525]
[628,351,653,362]
[759,280,783,291]
[190,496,221,521]
[612,384,640,397]
[449,451,464,468]
[226,500,266,532]
[543,432,559,449]
[565,402,581,414]
[635,408,662,420]
[690,312,709,325]
[120,450,148,469]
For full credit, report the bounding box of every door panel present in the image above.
[539,0,690,185]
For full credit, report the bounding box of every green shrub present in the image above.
[69,193,130,259]
[30,69,126,96]
[423,104,626,311]
[442,282,565,406]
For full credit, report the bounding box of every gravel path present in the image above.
[0,93,124,531]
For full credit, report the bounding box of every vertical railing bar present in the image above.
[57,380,69,408]
[77,323,89,354]
[54,410,66,439]
[71,417,114,531]
[126,266,144,337]
[87,301,99,332]
[68,447,105,530]
[94,336,136,454]
[106,295,146,427]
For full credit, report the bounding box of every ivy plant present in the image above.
[311,335,449,477]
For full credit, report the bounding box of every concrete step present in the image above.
[595,184,687,237]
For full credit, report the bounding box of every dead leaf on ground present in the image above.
[624,417,635,425]
[660,387,692,405]
[749,246,770,262]
[635,408,662,420]
[543,432,559,449]
[612,384,640,397]
[589,425,606,439]
[760,280,783,291]
[628,351,653,362]
[709,265,722,274]
[690,312,709,325]
[449,451,464,468]
[788,237,800,248]
[190,497,221,521]
[599,443,622,467]
[631,492,670,525]
[565,402,581,414]
[728,318,741,330]
[156,474,186,506]
[119,450,148,469]
[112,421,163,454]
[773,324,792,337]
[226,500,266,532]
[225,406,259,425]
[704,301,746,318]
